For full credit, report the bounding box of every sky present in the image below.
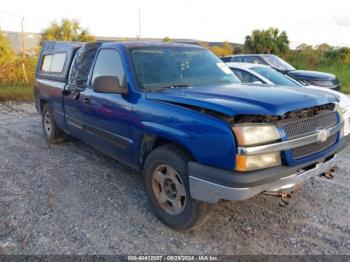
[0,0,350,48]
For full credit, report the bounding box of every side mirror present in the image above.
[92,76,128,94]
[62,89,71,96]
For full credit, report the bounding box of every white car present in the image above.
[226,62,350,136]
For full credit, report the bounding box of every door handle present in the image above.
[83,97,91,105]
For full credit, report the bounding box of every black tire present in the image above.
[41,104,66,144]
[143,144,213,231]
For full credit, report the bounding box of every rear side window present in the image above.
[41,53,67,73]
[41,55,53,72]
[51,53,66,72]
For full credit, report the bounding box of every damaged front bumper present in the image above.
[189,137,348,204]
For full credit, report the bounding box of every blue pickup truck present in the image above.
[34,41,348,231]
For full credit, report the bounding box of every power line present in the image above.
[0,9,57,22]
[0,10,23,17]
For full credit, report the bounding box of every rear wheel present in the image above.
[143,144,213,231]
[42,104,66,144]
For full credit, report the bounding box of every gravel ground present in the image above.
[0,102,349,255]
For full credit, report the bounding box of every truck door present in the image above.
[63,87,86,140]
[82,48,134,165]
[63,43,101,140]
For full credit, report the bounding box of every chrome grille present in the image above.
[280,111,337,139]
[278,111,338,160]
[291,134,337,159]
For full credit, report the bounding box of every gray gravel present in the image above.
[0,102,349,255]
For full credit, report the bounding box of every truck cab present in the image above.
[35,41,348,231]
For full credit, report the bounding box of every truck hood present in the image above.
[146,83,337,117]
[307,85,350,108]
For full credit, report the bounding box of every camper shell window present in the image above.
[41,53,67,73]
[36,41,83,82]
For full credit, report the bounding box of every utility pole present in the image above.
[137,8,141,40]
[21,17,26,57]
[20,17,28,84]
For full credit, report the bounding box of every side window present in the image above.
[68,43,101,88]
[231,68,262,83]
[41,53,66,73]
[91,49,126,88]
[231,56,242,62]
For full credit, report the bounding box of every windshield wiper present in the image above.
[160,84,191,89]
[145,83,191,93]
[147,84,191,92]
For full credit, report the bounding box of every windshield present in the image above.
[251,66,302,87]
[130,47,240,90]
[262,55,295,71]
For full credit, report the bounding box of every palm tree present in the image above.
[244,28,289,55]
[41,19,95,43]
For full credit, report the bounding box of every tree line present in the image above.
[1,20,350,87]
[206,27,350,70]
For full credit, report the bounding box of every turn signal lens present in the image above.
[236,152,281,171]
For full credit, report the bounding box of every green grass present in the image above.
[0,85,34,102]
[310,64,350,94]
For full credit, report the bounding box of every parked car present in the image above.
[221,54,341,91]
[35,41,348,231]
[226,62,350,137]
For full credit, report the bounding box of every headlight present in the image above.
[340,107,347,116]
[232,124,281,146]
[343,106,350,137]
[334,103,346,118]
[236,152,282,171]
[307,80,335,87]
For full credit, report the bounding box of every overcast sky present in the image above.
[0,0,350,48]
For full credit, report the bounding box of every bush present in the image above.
[0,56,37,86]
[287,45,350,69]
[0,31,16,65]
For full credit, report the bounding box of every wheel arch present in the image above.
[39,99,48,113]
[139,134,195,169]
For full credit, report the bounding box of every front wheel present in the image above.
[143,144,213,231]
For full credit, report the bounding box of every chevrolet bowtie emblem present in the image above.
[316,128,330,143]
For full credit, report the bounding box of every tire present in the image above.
[143,144,213,231]
[41,104,66,144]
